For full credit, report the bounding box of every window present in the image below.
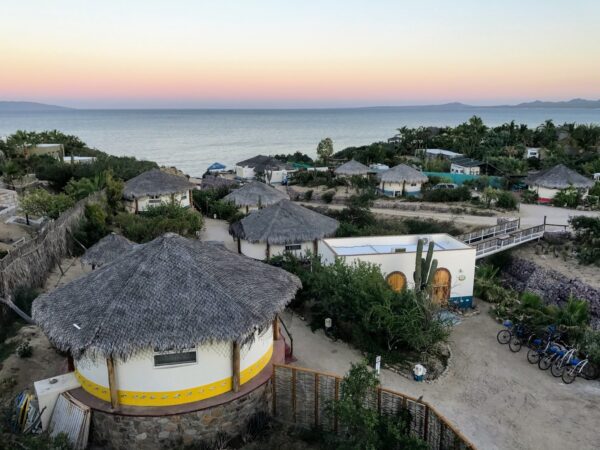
[153,349,197,367]
[410,183,417,186]
[285,244,302,251]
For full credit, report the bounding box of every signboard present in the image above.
[375,355,381,375]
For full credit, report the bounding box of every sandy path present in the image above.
[283,302,600,450]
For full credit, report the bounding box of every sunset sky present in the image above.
[1,0,599,108]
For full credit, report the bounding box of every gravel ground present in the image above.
[283,302,600,450]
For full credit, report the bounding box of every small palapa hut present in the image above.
[334,160,370,178]
[123,169,196,213]
[81,233,137,269]
[222,181,288,213]
[524,164,594,203]
[378,164,429,197]
[229,199,339,259]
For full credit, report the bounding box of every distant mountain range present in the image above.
[0,101,73,112]
[1,98,599,111]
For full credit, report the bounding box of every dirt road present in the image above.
[283,303,600,450]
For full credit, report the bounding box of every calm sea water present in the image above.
[1,108,599,175]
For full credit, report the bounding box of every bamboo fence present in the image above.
[272,364,476,450]
[0,191,103,307]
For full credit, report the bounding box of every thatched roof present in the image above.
[200,174,239,191]
[334,160,370,176]
[236,155,288,171]
[229,200,339,245]
[123,169,196,200]
[378,164,429,183]
[32,233,301,360]
[81,233,137,268]
[524,164,594,189]
[222,181,288,207]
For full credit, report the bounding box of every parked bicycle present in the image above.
[526,326,560,364]
[508,325,534,353]
[562,355,590,384]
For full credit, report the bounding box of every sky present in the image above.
[1,0,599,109]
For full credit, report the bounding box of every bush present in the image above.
[422,186,471,202]
[552,186,582,208]
[569,216,600,265]
[273,254,449,355]
[495,191,518,210]
[12,286,40,317]
[20,189,75,220]
[72,203,110,250]
[16,341,32,358]
[327,362,428,450]
[115,203,204,243]
[321,190,335,204]
[521,189,539,204]
[303,190,313,201]
[192,187,241,222]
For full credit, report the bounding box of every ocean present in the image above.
[1,108,600,175]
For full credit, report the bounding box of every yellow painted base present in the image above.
[75,344,273,407]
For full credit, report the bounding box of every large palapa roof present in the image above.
[222,181,288,207]
[334,160,370,176]
[524,164,594,189]
[378,164,429,183]
[123,169,196,200]
[32,233,301,360]
[81,233,137,268]
[229,200,339,245]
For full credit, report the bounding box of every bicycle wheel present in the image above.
[497,329,511,345]
[550,359,564,377]
[527,349,541,364]
[562,367,577,384]
[538,355,553,370]
[581,363,599,380]
[509,336,522,353]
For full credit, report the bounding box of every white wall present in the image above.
[124,190,191,213]
[319,245,476,299]
[239,239,315,260]
[379,181,422,196]
[235,166,288,184]
[451,164,480,176]
[75,326,273,396]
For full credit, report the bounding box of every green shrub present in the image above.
[321,190,335,204]
[495,191,518,210]
[303,190,313,201]
[12,286,40,317]
[569,216,600,265]
[115,203,203,243]
[521,189,539,204]
[72,203,110,250]
[552,186,582,208]
[422,186,471,202]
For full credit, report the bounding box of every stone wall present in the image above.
[501,256,600,329]
[91,381,271,449]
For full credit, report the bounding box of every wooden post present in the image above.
[232,341,240,392]
[313,239,318,256]
[266,242,271,260]
[134,198,139,213]
[292,368,297,422]
[106,357,119,410]
[423,405,429,441]
[314,373,319,427]
[273,315,280,340]
[237,238,242,254]
[334,377,340,432]
[272,367,277,416]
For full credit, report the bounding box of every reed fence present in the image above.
[272,364,475,450]
[0,191,103,303]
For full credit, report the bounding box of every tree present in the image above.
[317,138,334,166]
[20,189,75,221]
[0,160,25,187]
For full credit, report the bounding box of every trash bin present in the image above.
[413,364,427,382]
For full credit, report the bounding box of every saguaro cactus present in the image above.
[413,239,438,292]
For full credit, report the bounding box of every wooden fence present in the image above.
[272,364,475,450]
[0,191,103,302]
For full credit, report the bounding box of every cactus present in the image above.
[413,239,438,292]
[413,239,423,290]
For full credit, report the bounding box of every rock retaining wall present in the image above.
[501,257,600,329]
[91,381,271,449]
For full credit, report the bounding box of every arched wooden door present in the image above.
[432,268,451,306]
[386,271,407,292]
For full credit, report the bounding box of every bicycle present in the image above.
[508,324,534,353]
[538,342,568,371]
[497,320,513,345]
[550,348,576,377]
[526,326,559,364]
[562,356,590,384]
